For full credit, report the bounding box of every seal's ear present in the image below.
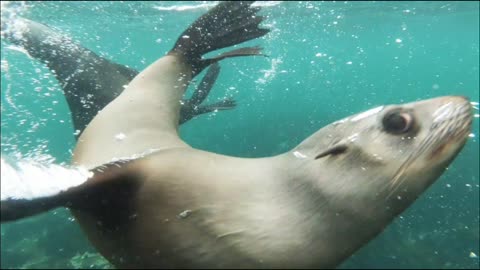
[1,159,142,223]
[315,143,349,160]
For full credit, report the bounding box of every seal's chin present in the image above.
[428,138,468,164]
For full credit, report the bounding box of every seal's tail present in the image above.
[169,1,269,76]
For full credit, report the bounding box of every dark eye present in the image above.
[382,110,414,134]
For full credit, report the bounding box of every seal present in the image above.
[2,95,472,268]
[0,1,473,269]
[69,97,472,269]
[1,16,244,137]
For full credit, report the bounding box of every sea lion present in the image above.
[2,95,473,268]
[1,16,242,137]
[0,1,474,269]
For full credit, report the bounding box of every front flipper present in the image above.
[1,17,138,136]
[180,63,238,123]
[0,157,142,223]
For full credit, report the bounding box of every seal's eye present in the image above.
[382,110,414,134]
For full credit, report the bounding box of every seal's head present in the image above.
[291,96,472,223]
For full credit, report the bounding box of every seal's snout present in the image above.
[426,96,473,160]
[431,96,472,134]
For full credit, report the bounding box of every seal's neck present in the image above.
[264,153,396,267]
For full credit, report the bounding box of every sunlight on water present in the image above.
[0,1,29,16]
[0,1,30,33]
[256,57,283,86]
[153,2,215,11]
[152,1,282,12]
[1,1,33,112]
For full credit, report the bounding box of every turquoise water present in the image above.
[1,1,479,269]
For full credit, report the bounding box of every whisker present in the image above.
[383,129,443,200]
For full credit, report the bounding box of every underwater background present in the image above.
[0,1,479,269]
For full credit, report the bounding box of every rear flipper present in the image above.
[180,62,238,123]
[169,1,270,77]
[198,99,237,112]
[1,157,141,224]
[189,62,221,106]
[180,98,237,124]
[1,16,260,133]
[175,1,271,122]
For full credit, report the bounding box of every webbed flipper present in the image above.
[1,17,137,136]
[180,63,238,123]
[1,17,255,133]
